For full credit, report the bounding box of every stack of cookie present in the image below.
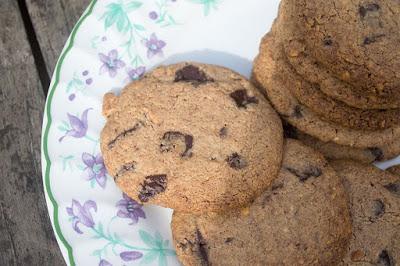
[100,62,357,265]
[253,0,400,163]
[100,59,400,264]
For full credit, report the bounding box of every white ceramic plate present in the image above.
[41,0,284,265]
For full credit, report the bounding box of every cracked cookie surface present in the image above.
[172,140,352,266]
[100,62,283,213]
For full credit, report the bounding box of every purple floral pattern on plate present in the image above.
[66,199,97,234]
[142,33,166,59]
[125,66,146,82]
[98,259,112,266]
[59,108,91,142]
[120,251,143,261]
[46,1,227,265]
[99,50,125,78]
[82,153,107,188]
[116,193,146,224]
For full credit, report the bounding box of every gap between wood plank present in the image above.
[17,0,51,95]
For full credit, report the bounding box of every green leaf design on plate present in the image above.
[139,230,157,248]
[188,0,220,16]
[125,1,143,12]
[134,24,146,31]
[140,250,159,265]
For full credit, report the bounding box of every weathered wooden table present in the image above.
[1,1,90,265]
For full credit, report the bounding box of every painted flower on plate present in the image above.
[120,251,143,261]
[98,259,112,266]
[66,199,97,234]
[99,50,125,78]
[125,66,146,83]
[142,33,166,59]
[82,153,107,188]
[59,108,91,142]
[116,193,146,224]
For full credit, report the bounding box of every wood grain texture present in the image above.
[26,0,90,76]
[0,0,64,265]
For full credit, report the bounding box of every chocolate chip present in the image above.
[364,34,385,45]
[174,65,213,84]
[226,153,248,170]
[285,165,322,182]
[378,250,393,266]
[368,147,384,161]
[230,89,259,109]
[225,237,234,243]
[138,174,167,202]
[372,199,385,219]
[196,229,210,266]
[323,37,333,46]
[384,181,400,196]
[115,162,137,180]
[359,3,380,18]
[108,122,143,149]
[160,131,193,158]
[282,120,298,139]
[292,105,303,118]
[219,126,228,138]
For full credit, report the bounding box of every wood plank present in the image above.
[26,0,90,77]
[0,0,64,265]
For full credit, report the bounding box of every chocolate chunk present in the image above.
[115,162,137,180]
[359,3,380,18]
[108,122,143,149]
[368,147,384,161]
[323,37,333,46]
[225,237,234,243]
[230,89,259,109]
[372,199,385,218]
[384,181,400,196]
[285,165,322,182]
[378,250,393,266]
[219,126,228,138]
[138,174,167,202]
[282,120,298,139]
[292,105,303,118]
[174,65,213,84]
[226,153,248,170]
[364,34,385,45]
[196,229,210,266]
[160,131,193,158]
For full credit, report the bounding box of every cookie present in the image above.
[272,29,400,130]
[101,62,283,213]
[387,165,400,176]
[281,0,400,108]
[331,161,400,265]
[252,32,400,148]
[283,122,400,163]
[172,139,352,266]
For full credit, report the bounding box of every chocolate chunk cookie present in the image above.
[281,0,400,108]
[283,121,400,163]
[271,26,400,130]
[101,62,283,213]
[331,161,400,265]
[252,32,400,148]
[172,140,352,266]
[387,165,400,176]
